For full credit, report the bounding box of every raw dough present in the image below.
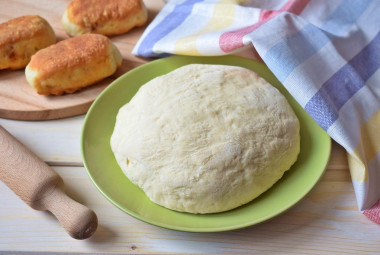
[111,64,300,214]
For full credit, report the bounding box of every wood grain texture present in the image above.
[0,116,84,165]
[0,115,379,254]
[0,126,97,239]
[0,0,163,120]
[1,161,379,254]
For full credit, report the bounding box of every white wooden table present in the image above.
[1,0,380,253]
[1,115,380,254]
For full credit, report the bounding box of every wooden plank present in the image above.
[0,165,378,254]
[0,114,350,168]
[0,115,84,165]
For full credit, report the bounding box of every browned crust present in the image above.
[28,34,110,79]
[0,15,53,47]
[37,83,98,96]
[67,0,145,28]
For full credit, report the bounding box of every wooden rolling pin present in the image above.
[0,125,97,239]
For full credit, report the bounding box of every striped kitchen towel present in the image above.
[132,0,380,223]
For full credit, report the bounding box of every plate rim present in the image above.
[81,55,331,232]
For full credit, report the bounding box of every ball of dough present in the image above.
[111,64,300,214]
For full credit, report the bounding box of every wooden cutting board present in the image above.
[0,0,163,120]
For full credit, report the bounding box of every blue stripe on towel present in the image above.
[263,22,330,82]
[304,31,380,131]
[137,0,204,57]
[263,0,371,82]
[321,0,371,35]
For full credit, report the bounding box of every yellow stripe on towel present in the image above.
[348,151,368,182]
[349,109,380,182]
[174,0,239,55]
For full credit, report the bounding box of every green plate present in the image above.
[81,55,331,232]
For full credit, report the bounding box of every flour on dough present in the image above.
[111,64,300,214]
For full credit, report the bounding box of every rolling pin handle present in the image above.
[0,125,98,239]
